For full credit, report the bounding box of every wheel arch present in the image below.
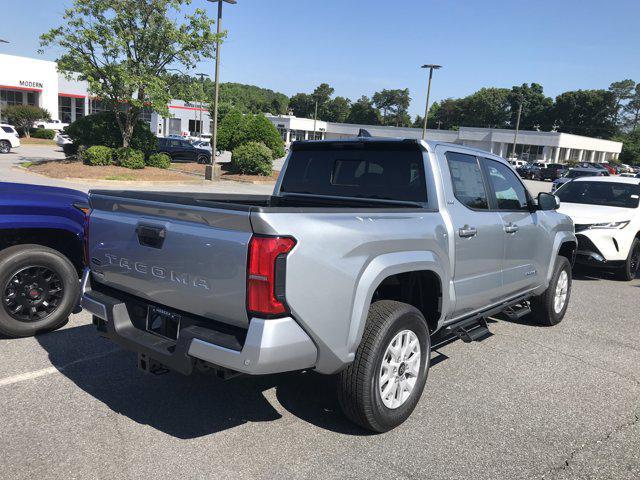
[0,228,83,273]
[346,251,449,358]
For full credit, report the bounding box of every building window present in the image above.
[290,129,306,141]
[188,119,202,135]
[27,92,37,106]
[74,99,85,120]
[276,126,287,141]
[89,99,110,114]
[59,96,73,123]
[139,107,152,124]
[1,90,24,107]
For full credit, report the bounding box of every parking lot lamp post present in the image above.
[206,0,237,180]
[196,73,209,139]
[512,96,524,159]
[421,64,441,140]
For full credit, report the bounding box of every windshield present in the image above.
[556,181,640,208]
[280,145,427,203]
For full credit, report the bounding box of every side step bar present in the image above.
[431,294,532,348]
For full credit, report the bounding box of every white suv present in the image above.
[556,176,640,280]
[0,124,20,154]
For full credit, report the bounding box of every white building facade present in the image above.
[0,54,211,137]
[268,115,623,164]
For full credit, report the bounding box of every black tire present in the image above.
[0,245,79,338]
[615,238,640,281]
[197,155,209,165]
[0,140,10,154]
[530,256,572,326]
[337,300,430,433]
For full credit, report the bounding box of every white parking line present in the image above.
[0,349,120,388]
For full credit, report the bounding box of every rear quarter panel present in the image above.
[251,209,450,374]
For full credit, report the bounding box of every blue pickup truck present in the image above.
[0,182,87,337]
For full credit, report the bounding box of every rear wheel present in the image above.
[616,238,640,281]
[530,256,572,326]
[0,140,10,154]
[197,155,209,165]
[338,300,430,433]
[0,245,79,338]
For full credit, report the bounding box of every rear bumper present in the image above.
[81,269,317,375]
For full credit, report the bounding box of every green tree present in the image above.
[623,84,640,132]
[614,130,640,165]
[216,109,245,152]
[325,96,351,123]
[242,114,285,158]
[552,89,617,138]
[508,83,553,130]
[429,98,464,130]
[372,88,411,126]
[289,92,315,118]
[609,79,635,126]
[40,0,220,148]
[345,96,380,125]
[464,87,511,128]
[2,105,51,138]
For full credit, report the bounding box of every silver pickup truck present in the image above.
[81,138,576,432]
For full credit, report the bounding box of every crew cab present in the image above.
[556,176,640,280]
[0,182,88,337]
[0,124,20,154]
[81,139,576,432]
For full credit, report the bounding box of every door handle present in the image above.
[504,223,519,234]
[458,225,478,238]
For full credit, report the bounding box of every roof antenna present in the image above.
[357,128,372,138]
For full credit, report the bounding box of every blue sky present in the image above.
[2,0,639,116]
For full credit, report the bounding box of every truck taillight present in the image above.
[247,236,296,317]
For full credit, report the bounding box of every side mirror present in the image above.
[538,192,560,211]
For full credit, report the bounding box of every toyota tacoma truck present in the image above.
[81,138,577,432]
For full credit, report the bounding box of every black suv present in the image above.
[157,138,211,164]
[540,163,568,181]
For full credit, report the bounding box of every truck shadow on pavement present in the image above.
[34,324,373,438]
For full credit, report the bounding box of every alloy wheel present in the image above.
[3,266,64,322]
[554,270,569,314]
[378,329,421,409]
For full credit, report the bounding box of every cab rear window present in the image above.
[280,144,427,203]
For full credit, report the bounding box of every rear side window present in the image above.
[446,152,489,210]
[280,145,427,203]
[1,126,13,133]
[485,159,529,210]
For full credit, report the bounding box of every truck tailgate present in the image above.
[87,193,253,328]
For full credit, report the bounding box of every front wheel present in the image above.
[530,256,572,326]
[616,238,640,281]
[197,155,210,165]
[338,300,430,433]
[0,140,11,154]
[0,245,79,338]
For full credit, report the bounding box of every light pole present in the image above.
[206,0,237,180]
[196,73,209,139]
[421,64,441,140]
[512,95,524,159]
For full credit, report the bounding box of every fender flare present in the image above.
[345,250,449,360]
[545,231,577,285]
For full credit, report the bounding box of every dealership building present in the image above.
[267,115,623,164]
[0,53,211,137]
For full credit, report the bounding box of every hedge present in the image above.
[114,147,145,169]
[82,146,114,166]
[30,129,57,140]
[146,152,171,169]
[231,142,273,176]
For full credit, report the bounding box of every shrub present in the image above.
[30,128,57,140]
[231,142,273,176]
[2,105,51,138]
[114,147,145,169]
[82,146,114,166]
[146,152,171,169]
[63,143,79,157]
[65,111,157,155]
[217,110,285,158]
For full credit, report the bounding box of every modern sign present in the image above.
[19,80,44,89]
